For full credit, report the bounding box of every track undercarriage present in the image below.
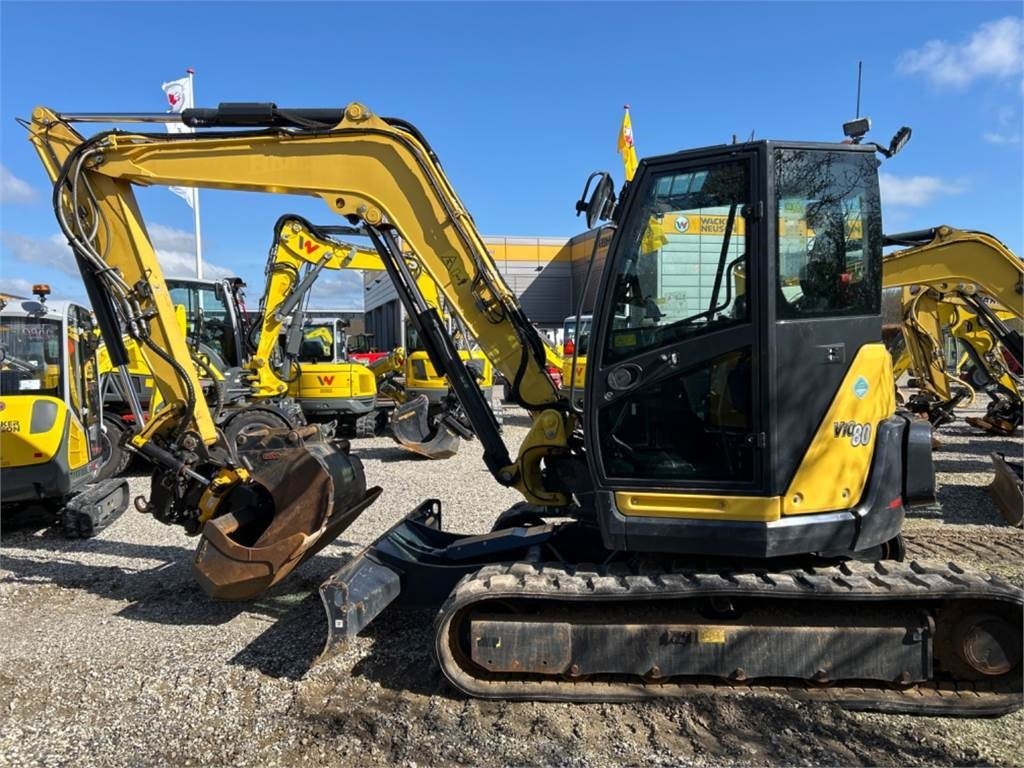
[322,501,1023,717]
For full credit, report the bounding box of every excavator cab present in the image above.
[0,291,128,535]
[585,142,930,555]
[168,277,247,372]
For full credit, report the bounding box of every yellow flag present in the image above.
[641,214,668,254]
[617,106,639,181]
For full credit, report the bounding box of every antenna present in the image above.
[855,60,863,119]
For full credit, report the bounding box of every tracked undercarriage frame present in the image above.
[322,500,1023,717]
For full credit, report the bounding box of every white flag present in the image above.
[169,186,196,207]
[162,75,196,206]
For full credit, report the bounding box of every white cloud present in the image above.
[0,226,231,282]
[148,223,197,253]
[0,165,36,204]
[156,247,233,279]
[983,130,1022,144]
[1,232,80,276]
[308,272,364,309]
[878,173,964,207]
[0,277,37,297]
[897,16,1023,88]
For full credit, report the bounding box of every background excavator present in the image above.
[258,214,496,458]
[0,285,129,535]
[881,227,1023,525]
[27,102,1021,716]
[885,289,1021,432]
[93,215,495,462]
[94,273,311,479]
[881,227,1022,434]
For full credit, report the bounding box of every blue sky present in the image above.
[1,1,1021,309]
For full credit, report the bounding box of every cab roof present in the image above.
[0,297,87,321]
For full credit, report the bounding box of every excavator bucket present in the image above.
[389,394,462,459]
[192,427,381,600]
[988,451,1023,527]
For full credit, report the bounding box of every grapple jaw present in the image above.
[191,428,380,600]
[389,394,462,459]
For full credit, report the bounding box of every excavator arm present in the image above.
[27,102,570,508]
[255,213,472,458]
[883,226,1023,362]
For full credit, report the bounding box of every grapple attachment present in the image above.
[389,394,462,459]
[192,429,380,600]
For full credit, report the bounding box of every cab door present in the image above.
[586,149,767,496]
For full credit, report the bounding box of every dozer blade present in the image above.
[192,432,381,600]
[61,478,130,538]
[988,451,1023,527]
[320,499,558,655]
[389,394,461,459]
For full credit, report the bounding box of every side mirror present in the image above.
[575,171,617,229]
[887,126,912,158]
[872,126,912,159]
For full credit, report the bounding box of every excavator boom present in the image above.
[29,103,565,503]
[28,106,377,599]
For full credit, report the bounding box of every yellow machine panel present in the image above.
[0,396,67,468]
[783,344,897,515]
[286,363,375,401]
[616,491,781,521]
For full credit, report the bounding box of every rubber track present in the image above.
[434,559,1023,716]
[354,411,379,439]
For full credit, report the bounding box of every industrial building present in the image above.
[363,229,604,350]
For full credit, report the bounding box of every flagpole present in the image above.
[187,67,203,279]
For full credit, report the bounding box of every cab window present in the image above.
[603,160,751,365]
[0,317,63,398]
[775,149,882,318]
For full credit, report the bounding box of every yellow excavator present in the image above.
[881,227,1022,434]
[260,214,496,457]
[1,285,129,535]
[881,228,1023,526]
[94,273,311,477]
[886,290,1021,432]
[284,317,381,436]
[27,103,1021,716]
[943,295,1023,435]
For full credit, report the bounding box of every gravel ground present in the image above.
[2,405,1022,767]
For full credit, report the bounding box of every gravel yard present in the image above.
[2,407,1022,767]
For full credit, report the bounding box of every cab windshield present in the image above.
[603,160,750,365]
[297,324,338,363]
[169,283,239,368]
[0,317,64,398]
